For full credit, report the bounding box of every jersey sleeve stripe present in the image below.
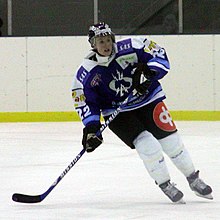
[83,115,100,126]
[147,61,170,72]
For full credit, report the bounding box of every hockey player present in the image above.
[72,22,213,203]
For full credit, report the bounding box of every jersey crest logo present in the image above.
[109,70,132,97]
[90,74,102,87]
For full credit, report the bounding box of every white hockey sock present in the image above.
[159,132,195,177]
[133,131,170,185]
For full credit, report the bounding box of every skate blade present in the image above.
[195,192,213,200]
[174,198,186,204]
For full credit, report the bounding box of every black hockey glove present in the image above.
[132,63,158,95]
[82,123,103,153]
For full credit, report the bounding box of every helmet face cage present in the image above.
[88,22,115,47]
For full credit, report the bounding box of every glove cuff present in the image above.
[83,123,101,133]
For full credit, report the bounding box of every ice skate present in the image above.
[187,170,213,200]
[159,181,185,204]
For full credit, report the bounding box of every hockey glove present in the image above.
[82,123,103,153]
[132,63,157,95]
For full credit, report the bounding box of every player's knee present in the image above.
[159,132,184,158]
[133,131,162,160]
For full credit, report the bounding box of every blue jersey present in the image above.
[72,36,170,126]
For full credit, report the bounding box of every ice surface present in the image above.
[0,121,219,220]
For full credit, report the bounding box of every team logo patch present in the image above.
[91,74,102,87]
[153,102,176,132]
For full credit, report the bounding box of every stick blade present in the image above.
[12,193,42,203]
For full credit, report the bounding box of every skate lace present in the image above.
[191,178,207,190]
[163,183,179,197]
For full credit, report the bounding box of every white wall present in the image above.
[0,35,219,112]
[151,35,220,111]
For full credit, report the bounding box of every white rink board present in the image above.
[213,35,220,110]
[0,35,219,112]
[152,35,214,110]
[0,38,27,112]
[27,36,90,111]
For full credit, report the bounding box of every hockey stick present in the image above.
[12,148,86,203]
[12,91,137,203]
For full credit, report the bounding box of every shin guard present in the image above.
[159,132,195,177]
[134,131,170,185]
